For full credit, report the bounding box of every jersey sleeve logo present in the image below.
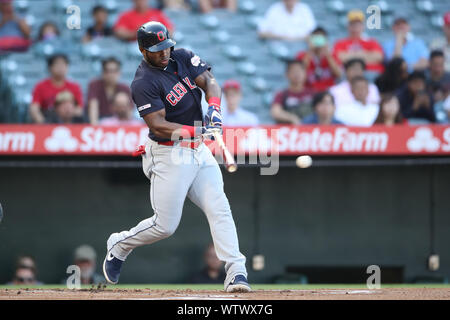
[138,104,151,112]
[191,55,201,67]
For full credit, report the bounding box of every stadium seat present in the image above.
[416,0,436,14]
[236,61,257,76]
[326,0,346,14]
[223,45,244,60]
[239,0,256,15]
[14,0,29,13]
[199,15,220,30]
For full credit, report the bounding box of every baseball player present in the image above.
[102,21,250,293]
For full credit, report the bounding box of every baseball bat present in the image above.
[212,130,237,173]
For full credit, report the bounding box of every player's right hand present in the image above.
[204,105,223,128]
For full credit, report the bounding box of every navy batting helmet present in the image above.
[137,21,176,52]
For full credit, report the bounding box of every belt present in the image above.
[157,140,202,149]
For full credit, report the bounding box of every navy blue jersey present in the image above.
[131,48,211,142]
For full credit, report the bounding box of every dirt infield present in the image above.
[1,288,449,300]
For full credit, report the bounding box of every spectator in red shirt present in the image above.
[271,60,314,124]
[114,0,174,42]
[296,27,342,93]
[87,57,132,125]
[29,54,83,124]
[332,9,384,74]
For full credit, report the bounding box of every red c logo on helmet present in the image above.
[157,31,166,41]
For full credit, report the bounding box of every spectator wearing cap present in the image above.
[382,17,429,72]
[63,245,104,285]
[295,27,342,93]
[332,9,384,74]
[271,60,314,124]
[334,76,379,126]
[99,91,143,126]
[426,50,450,103]
[87,57,132,125]
[198,0,236,13]
[302,91,342,125]
[430,12,450,72]
[396,71,436,123]
[47,91,85,124]
[221,80,259,126]
[114,0,174,42]
[29,54,84,124]
[0,0,31,52]
[258,0,316,41]
[329,58,380,111]
[82,5,113,43]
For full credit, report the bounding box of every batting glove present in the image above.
[204,97,222,128]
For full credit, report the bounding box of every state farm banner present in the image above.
[0,124,449,156]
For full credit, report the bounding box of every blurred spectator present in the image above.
[7,266,38,286]
[332,9,384,74]
[258,0,316,41]
[0,0,31,52]
[302,91,343,125]
[296,27,341,93]
[334,76,379,126]
[221,79,259,126]
[36,21,60,43]
[382,17,428,72]
[99,92,142,126]
[198,0,236,13]
[162,0,191,10]
[426,50,450,103]
[396,71,436,123]
[330,58,380,109]
[29,54,83,124]
[444,94,450,121]
[375,57,409,96]
[47,91,85,124]
[190,243,225,284]
[374,94,403,126]
[430,12,450,72]
[270,60,314,124]
[82,5,113,43]
[65,245,104,285]
[87,57,132,125]
[114,0,174,41]
[6,255,43,285]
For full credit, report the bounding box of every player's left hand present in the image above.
[205,105,223,128]
[201,126,222,141]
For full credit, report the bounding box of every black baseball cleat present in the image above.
[226,274,252,293]
[103,251,123,284]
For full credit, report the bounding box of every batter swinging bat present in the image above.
[212,130,237,173]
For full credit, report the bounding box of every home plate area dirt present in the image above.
[1,288,450,300]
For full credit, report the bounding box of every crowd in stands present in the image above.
[0,0,449,127]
